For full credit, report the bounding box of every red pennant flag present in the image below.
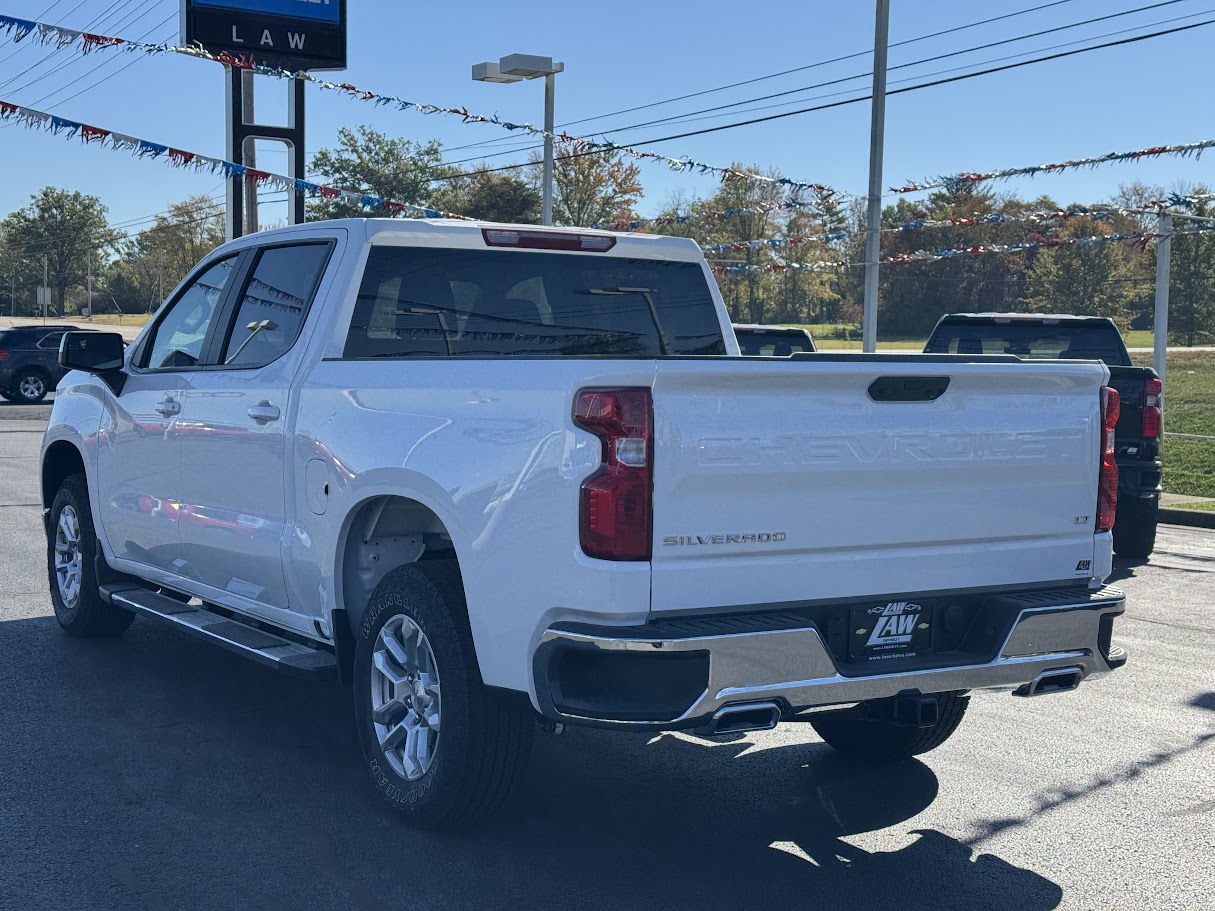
[318,186,341,199]
[81,33,124,53]
[167,148,194,166]
[80,124,110,144]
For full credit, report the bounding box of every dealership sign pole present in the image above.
[180,0,347,239]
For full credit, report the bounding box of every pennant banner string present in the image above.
[708,227,1215,274]
[890,140,1215,194]
[0,14,842,210]
[0,98,469,220]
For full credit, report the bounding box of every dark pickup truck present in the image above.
[925,313,1162,558]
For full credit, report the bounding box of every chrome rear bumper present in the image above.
[534,585,1125,730]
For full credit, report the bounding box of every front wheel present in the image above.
[13,370,49,404]
[353,562,533,828]
[48,474,135,637]
[809,692,969,761]
[1113,495,1158,559]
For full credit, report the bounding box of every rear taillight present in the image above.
[0,350,8,362]
[1142,377,1162,439]
[1097,386,1120,533]
[573,388,652,561]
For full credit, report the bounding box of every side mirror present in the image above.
[59,331,126,394]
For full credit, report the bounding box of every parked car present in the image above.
[924,313,1162,559]
[42,220,1126,828]
[0,325,93,403]
[733,323,816,356]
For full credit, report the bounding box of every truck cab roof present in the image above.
[214,218,707,263]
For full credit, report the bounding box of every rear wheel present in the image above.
[353,561,533,828]
[48,474,135,637]
[13,369,49,404]
[1113,495,1158,559]
[809,692,969,761]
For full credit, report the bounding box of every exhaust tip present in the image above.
[1015,667,1083,697]
[709,701,780,735]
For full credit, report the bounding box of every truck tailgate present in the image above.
[650,357,1109,613]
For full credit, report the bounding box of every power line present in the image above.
[0,0,134,92]
[582,3,1215,139]
[2,3,172,105]
[432,2,1207,173]
[569,0,1197,140]
[442,0,1089,157]
[426,16,1215,183]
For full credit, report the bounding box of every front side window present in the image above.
[219,244,330,368]
[343,247,726,359]
[144,257,237,369]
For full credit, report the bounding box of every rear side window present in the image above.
[220,243,331,368]
[343,247,725,359]
[926,322,1127,362]
[735,330,815,357]
[37,332,65,350]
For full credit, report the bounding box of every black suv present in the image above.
[0,326,94,404]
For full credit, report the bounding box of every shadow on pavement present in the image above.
[0,614,1063,911]
[1107,556,1149,584]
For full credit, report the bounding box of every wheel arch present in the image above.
[333,493,472,682]
[41,439,86,512]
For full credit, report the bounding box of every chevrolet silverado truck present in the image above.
[42,220,1127,828]
[925,313,1162,558]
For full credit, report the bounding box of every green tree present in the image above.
[309,126,452,219]
[528,144,643,227]
[1,187,119,316]
[432,170,540,223]
[1167,189,1215,346]
[1023,215,1144,323]
[875,187,1033,336]
[104,195,226,314]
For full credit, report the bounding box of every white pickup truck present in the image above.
[42,219,1127,827]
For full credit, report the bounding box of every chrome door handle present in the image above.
[247,400,280,423]
[154,398,180,416]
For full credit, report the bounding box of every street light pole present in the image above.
[862,0,890,354]
[542,71,556,226]
[473,55,563,225]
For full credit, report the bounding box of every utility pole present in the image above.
[9,270,14,318]
[86,255,93,319]
[1153,212,1171,408]
[42,254,48,324]
[861,0,890,354]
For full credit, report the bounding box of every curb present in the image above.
[1160,507,1215,530]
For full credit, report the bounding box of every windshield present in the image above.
[925,321,1127,363]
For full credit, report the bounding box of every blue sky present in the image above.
[2,0,1215,238]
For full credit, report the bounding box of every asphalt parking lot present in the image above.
[1,399,1212,911]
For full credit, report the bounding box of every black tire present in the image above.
[47,474,135,638]
[809,692,969,761]
[0,389,12,401]
[1113,495,1158,559]
[12,369,50,404]
[353,561,533,828]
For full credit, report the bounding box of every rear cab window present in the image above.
[735,329,815,357]
[926,320,1129,364]
[343,247,726,359]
